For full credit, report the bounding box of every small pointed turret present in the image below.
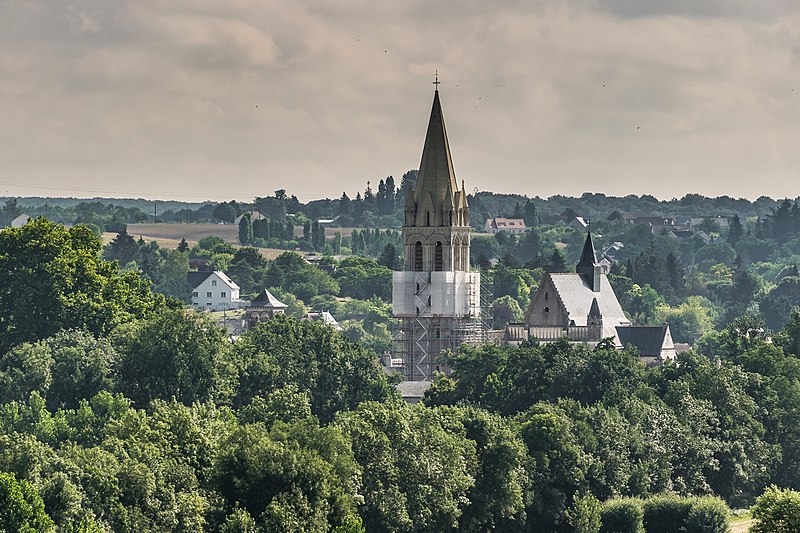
[588,297,602,319]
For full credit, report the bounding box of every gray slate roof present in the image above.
[187,271,213,289]
[396,380,432,399]
[616,325,669,357]
[250,289,287,308]
[549,273,630,337]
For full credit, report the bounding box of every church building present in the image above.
[522,230,631,343]
[508,229,676,365]
[392,87,482,381]
[392,84,676,380]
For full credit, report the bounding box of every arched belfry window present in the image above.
[414,241,423,271]
[434,242,443,271]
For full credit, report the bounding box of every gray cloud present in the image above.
[0,0,799,201]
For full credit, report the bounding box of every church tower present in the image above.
[392,87,481,381]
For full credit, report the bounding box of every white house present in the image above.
[188,271,241,311]
[11,214,30,227]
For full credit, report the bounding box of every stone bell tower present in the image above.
[392,86,481,381]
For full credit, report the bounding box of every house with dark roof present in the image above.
[616,324,676,366]
[245,289,287,328]
[303,311,341,331]
[188,271,241,311]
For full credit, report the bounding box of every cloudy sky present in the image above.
[1,1,799,202]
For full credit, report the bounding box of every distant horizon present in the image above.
[4,186,799,206]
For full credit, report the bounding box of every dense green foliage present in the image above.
[4,190,800,532]
[0,219,165,354]
[751,486,800,533]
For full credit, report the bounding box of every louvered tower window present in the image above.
[414,242,423,271]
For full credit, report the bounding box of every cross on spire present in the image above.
[433,70,441,91]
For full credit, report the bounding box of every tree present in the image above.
[492,295,524,329]
[312,221,325,250]
[0,219,163,354]
[337,402,478,532]
[727,215,744,245]
[212,202,238,223]
[103,230,139,266]
[622,284,664,325]
[238,214,253,245]
[265,252,339,301]
[233,316,393,422]
[377,244,399,270]
[114,309,232,406]
[0,341,53,404]
[45,330,116,410]
[523,200,539,228]
[566,493,602,533]
[177,237,189,252]
[655,297,716,343]
[0,472,54,532]
[549,249,568,273]
[155,249,192,301]
[751,486,800,533]
[214,422,362,532]
[761,275,800,330]
[335,257,392,301]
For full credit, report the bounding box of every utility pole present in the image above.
[154,201,157,224]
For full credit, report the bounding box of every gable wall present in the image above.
[525,275,570,327]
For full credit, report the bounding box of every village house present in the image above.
[188,271,241,311]
[11,214,30,227]
[485,217,527,234]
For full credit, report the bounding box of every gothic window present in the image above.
[414,241,423,271]
[454,243,461,272]
[545,292,549,300]
[434,242,443,271]
[544,306,550,313]
[426,212,431,226]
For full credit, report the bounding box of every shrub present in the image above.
[643,494,692,533]
[686,496,729,533]
[751,486,800,533]
[600,498,643,533]
[566,493,602,533]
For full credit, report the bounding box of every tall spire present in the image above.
[409,89,460,227]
